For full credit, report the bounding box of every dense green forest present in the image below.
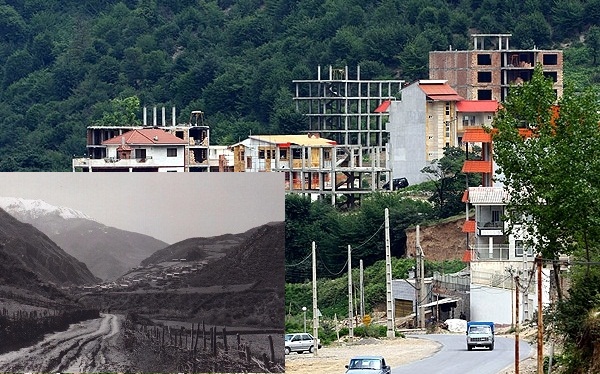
[1,0,600,170]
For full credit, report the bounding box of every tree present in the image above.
[586,26,600,66]
[492,65,600,266]
[492,65,600,372]
[95,96,140,126]
[421,146,481,219]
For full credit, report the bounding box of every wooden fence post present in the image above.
[212,327,217,356]
[245,345,251,362]
[268,335,275,363]
[203,321,207,351]
[222,327,228,353]
[190,323,194,352]
[180,326,184,348]
[194,324,200,353]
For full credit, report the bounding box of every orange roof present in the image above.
[103,129,187,145]
[462,128,492,143]
[457,100,499,113]
[462,220,476,233]
[419,81,464,101]
[462,160,493,174]
[374,100,392,113]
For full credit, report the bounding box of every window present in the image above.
[515,240,534,257]
[246,156,252,168]
[323,149,331,160]
[477,54,492,65]
[543,54,558,65]
[491,210,501,223]
[477,71,492,83]
[167,148,177,157]
[445,102,450,116]
[543,71,558,82]
[259,149,265,159]
[279,149,288,160]
[478,89,492,100]
[135,149,147,159]
[292,148,302,159]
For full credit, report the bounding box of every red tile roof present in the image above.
[103,129,187,145]
[374,100,391,113]
[462,128,492,143]
[419,81,457,95]
[457,100,499,113]
[419,81,464,101]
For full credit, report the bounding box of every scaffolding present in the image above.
[292,66,405,207]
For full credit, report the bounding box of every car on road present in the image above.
[382,177,409,191]
[284,332,321,354]
[345,355,391,374]
[466,321,495,350]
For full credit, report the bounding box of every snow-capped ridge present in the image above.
[0,196,94,221]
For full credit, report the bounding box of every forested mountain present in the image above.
[1,0,599,171]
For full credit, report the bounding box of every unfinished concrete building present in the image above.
[292,66,405,206]
[429,34,563,102]
[73,108,232,172]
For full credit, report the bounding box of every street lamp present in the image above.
[302,306,307,333]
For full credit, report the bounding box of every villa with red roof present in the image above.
[76,128,187,172]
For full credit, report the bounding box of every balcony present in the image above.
[471,244,510,261]
[477,221,504,236]
[72,156,155,168]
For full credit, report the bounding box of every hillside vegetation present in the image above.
[1,0,599,170]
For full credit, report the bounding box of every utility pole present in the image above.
[537,256,543,374]
[523,251,529,321]
[515,275,520,374]
[416,225,426,329]
[312,241,319,356]
[360,260,364,320]
[385,208,394,338]
[348,244,354,338]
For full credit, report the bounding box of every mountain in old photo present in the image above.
[0,208,98,288]
[0,197,169,281]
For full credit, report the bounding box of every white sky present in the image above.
[0,173,284,244]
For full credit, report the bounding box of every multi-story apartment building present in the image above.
[387,80,465,184]
[460,126,554,324]
[429,33,563,102]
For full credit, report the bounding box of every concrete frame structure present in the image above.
[230,134,389,204]
[292,66,404,205]
[429,33,563,102]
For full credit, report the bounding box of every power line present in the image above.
[285,252,312,268]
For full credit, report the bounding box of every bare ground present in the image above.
[284,336,440,374]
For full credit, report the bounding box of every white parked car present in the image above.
[284,332,321,354]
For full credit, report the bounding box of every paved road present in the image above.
[392,334,533,374]
[0,313,131,373]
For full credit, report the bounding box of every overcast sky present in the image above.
[0,173,284,244]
